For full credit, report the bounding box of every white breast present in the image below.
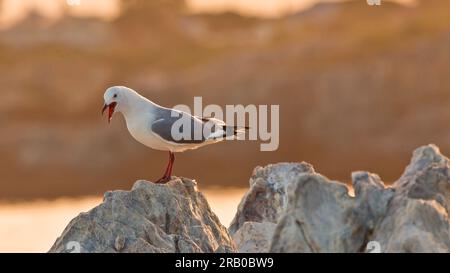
[124,113,169,151]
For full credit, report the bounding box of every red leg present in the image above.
[167,152,175,178]
[156,152,173,183]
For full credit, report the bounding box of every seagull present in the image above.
[102,86,247,183]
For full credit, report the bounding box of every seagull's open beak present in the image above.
[101,102,117,123]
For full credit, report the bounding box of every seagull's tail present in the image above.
[204,125,249,140]
[223,125,250,137]
[201,116,249,140]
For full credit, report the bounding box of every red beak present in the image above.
[102,102,117,123]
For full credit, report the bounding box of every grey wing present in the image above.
[151,110,206,144]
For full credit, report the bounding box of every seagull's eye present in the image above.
[113,94,117,98]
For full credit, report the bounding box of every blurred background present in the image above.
[1,0,450,251]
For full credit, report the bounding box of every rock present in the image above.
[233,144,450,253]
[49,177,236,253]
[232,222,276,253]
[269,172,394,252]
[48,144,450,253]
[370,145,450,252]
[229,162,315,235]
[351,171,394,232]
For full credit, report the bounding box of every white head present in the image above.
[102,86,140,123]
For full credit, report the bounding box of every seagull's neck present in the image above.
[119,93,161,120]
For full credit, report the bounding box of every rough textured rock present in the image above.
[233,144,450,253]
[370,145,450,252]
[269,172,393,252]
[49,178,236,253]
[49,144,450,253]
[232,222,276,253]
[229,162,315,235]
